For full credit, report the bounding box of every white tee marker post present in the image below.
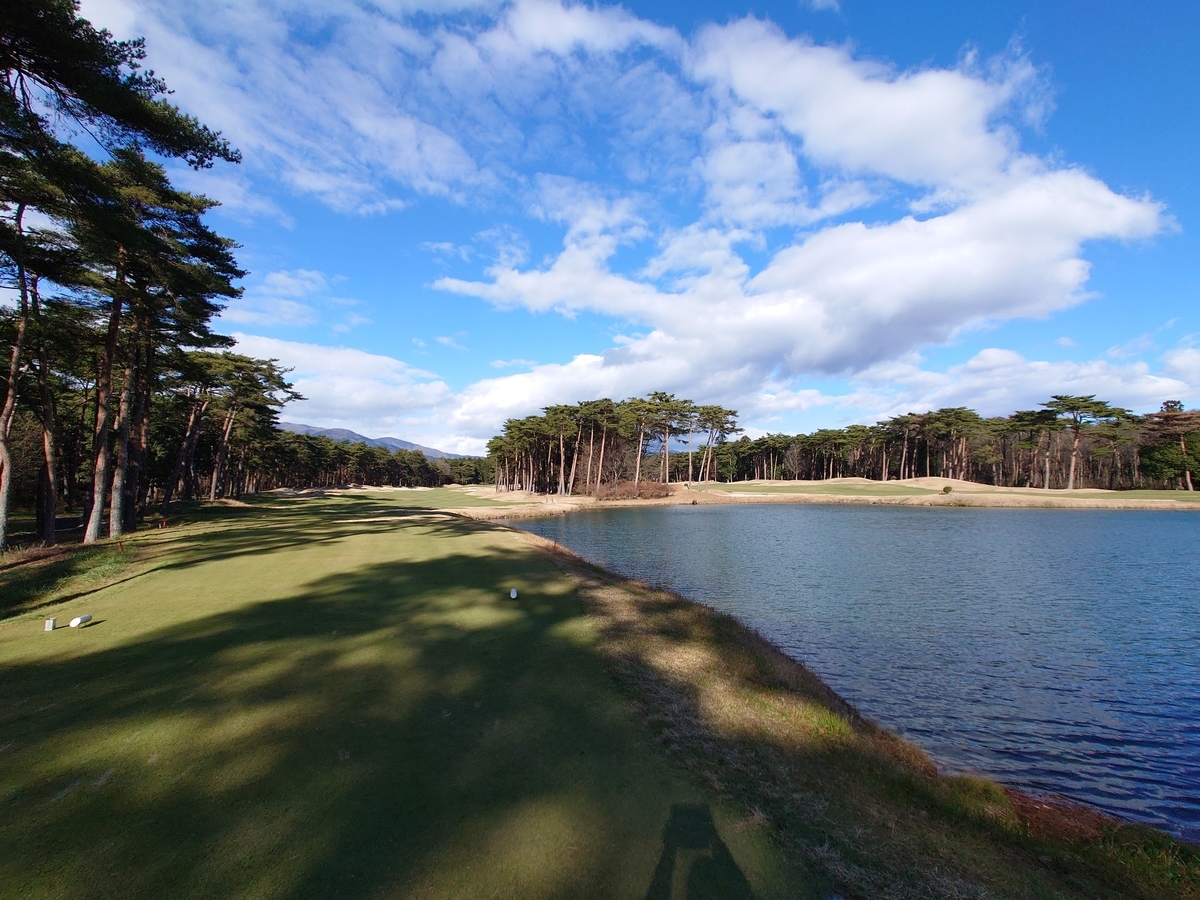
[69,614,92,628]
[510,589,518,599]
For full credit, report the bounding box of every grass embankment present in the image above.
[711,480,1200,502]
[1,489,1196,899]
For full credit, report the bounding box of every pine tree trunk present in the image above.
[584,424,595,494]
[0,324,27,551]
[566,423,582,495]
[109,342,137,537]
[662,425,670,485]
[0,207,31,553]
[34,320,59,545]
[595,427,607,495]
[162,395,208,515]
[557,430,566,495]
[84,251,125,543]
[209,406,238,501]
[633,424,644,496]
[687,427,693,485]
[1043,435,1052,490]
[126,340,152,533]
[1182,436,1194,491]
[1067,428,1081,490]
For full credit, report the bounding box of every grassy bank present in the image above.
[0,489,1196,899]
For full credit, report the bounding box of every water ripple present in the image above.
[514,505,1200,844]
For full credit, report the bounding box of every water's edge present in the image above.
[501,504,1200,844]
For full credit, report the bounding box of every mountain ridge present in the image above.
[278,422,469,459]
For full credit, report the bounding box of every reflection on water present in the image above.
[513,505,1200,843]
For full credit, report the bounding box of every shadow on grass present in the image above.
[151,495,499,575]
[562,553,1200,900]
[0,528,764,900]
[1,496,487,621]
[645,804,756,900]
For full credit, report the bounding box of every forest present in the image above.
[487,394,1200,496]
[0,1,469,551]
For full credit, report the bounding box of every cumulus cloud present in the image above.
[859,348,1190,419]
[232,334,452,436]
[1163,347,1200,401]
[79,0,1179,439]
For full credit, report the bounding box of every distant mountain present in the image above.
[278,422,469,459]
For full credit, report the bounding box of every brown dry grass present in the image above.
[595,480,673,500]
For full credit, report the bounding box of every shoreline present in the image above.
[485,517,1200,896]
[452,475,1200,519]
[498,519,1166,841]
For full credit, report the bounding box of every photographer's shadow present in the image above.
[645,803,756,900]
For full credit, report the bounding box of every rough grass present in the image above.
[1,490,1196,899]
[0,542,135,620]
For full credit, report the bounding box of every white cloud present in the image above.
[232,334,451,436]
[1163,347,1200,401]
[690,18,1042,193]
[77,0,1181,441]
[220,269,340,328]
[167,166,294,226]
[439,168,1162,387]
[858,348,1190,419]
[220,298,318,328]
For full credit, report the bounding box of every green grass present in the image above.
[1,543,135,620]
[0,493,790,900]
[0,491,1196,899]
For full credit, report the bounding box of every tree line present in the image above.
[487,394,1200,496]
[0,2,478,551]
[487,393,741,497]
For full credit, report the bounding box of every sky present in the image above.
[78,0,1200,454]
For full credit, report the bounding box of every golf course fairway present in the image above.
[1,489,1196,899]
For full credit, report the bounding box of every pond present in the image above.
[512,504,1200,843]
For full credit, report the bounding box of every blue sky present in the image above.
[81,0,1200,453]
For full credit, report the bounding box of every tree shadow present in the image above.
[0,529,775,899]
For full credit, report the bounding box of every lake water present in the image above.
[511,504,1200,843]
